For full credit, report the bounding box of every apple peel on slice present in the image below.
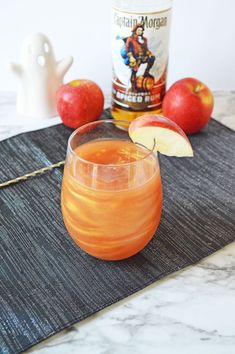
[129,114,194,157]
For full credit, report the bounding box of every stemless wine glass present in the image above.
[61,120,162,260]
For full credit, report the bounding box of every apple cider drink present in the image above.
[61,120,162,260]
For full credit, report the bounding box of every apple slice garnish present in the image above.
[129,114,193,157]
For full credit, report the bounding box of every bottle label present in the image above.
[112,7,171,112]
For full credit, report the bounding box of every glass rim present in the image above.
[67,119,156,167]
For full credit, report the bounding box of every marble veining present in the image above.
[0,91,234,354]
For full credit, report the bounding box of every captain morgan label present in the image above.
[112,8,171,111]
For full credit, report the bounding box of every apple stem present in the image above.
[194,84,201,94]
[152,138,156,151]
[134,138,156,152]
[134,142,148,149]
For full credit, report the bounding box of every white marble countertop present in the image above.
[0,91,235,354]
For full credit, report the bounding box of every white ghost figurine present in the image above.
[10,33,73,119]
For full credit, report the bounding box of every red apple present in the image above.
[129,114,193,157]
[162,78,214,134]
[56,79,104,129]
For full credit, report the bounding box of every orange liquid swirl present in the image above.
[61,140,162,260]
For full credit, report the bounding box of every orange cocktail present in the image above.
[61,120,162,260]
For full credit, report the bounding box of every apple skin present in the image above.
[129,114,193,157]
[56,80,104,129]
[162,78,214,134]
[129,114,190,143]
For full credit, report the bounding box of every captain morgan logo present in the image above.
[112,8,171,111]
[114,13,168,30]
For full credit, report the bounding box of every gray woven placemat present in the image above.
[0,110,235,354]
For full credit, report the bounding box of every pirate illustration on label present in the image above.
[112,8,171,118]
[120,23,155,92]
